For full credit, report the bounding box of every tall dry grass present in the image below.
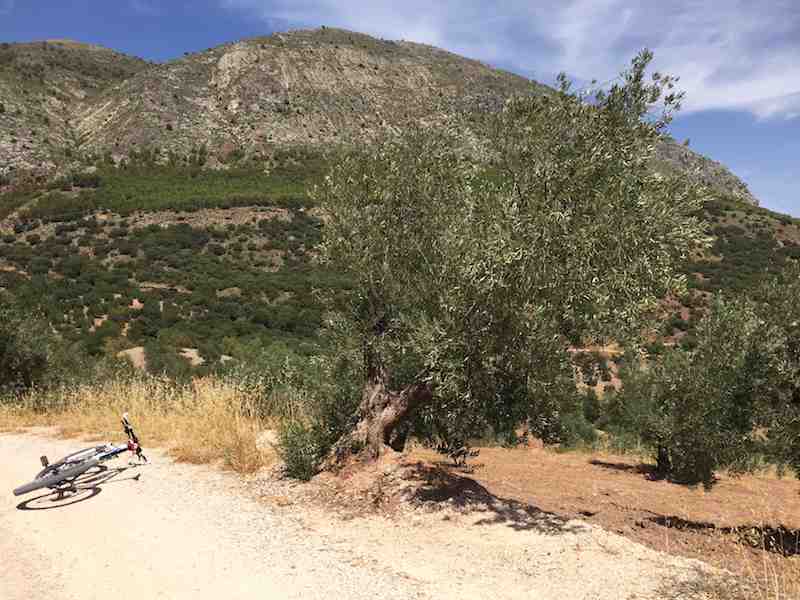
[655,515,800,600]
[730,533,800,600]
[686,550,800,600]
[0,376,281,473]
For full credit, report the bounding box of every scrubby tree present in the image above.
[315,51,708,463]
[751,264,800,478]
[611,263,800,486]
[611,297,776,486]
[0,302,48,395]
[0,295,86,395]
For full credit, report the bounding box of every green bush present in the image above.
[610,297,773,486]
[0,296,87,395]
[276,420,325,481]
[558,407,598,448]
[268,346,361,479]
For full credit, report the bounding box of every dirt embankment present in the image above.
[1,431,722,600]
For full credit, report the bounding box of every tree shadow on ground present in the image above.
[589,459,658,478]
[16,464,142,511]
[400,461,584,535]
[651,514,800,557]
[588,459,723,487]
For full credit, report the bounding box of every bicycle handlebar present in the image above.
[121,413,147,463]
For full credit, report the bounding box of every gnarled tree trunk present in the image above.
[324,359,431,469]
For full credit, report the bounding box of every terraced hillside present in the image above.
[0,152,342,375]
[0,153,793,378]
[652,195,800,354]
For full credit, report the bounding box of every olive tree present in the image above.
[752,264,800,478]
[614,297,777,486]
[0,300,51,396]
[0,293,90,398]
[315,51,708,462]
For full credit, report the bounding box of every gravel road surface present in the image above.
[1,432,714,600]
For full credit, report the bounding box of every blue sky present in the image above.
[1,0,798,215]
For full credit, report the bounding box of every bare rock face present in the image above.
[654,139,759,206]
[0,40,149,179]
[0,29,759,206]
[73,29,545,160]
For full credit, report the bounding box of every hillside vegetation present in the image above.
[0,154,795,378]
[0,149,350,373]
[0,28,776,376]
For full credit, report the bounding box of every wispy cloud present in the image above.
[221,0,800,120]
[129,0,161,16]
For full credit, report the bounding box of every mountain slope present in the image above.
[0,29,778,374]
[1,28,757,206]
[654,140,759,206]
[77,28,546,161]
[0,40,149,178]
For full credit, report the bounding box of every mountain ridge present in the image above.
[1,28,759,206]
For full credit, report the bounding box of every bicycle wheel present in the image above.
[13,447,104,496]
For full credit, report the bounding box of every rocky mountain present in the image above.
[1,28,758,205]
[0,40,149,179]
[654,140,759,206]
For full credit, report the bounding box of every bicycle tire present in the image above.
[13,449,103,496]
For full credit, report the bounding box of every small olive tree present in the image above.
[315,51,708,463]
[0,294,90,398]
[613,297,777,486]
[0,300,51,396]
[751,264,800,478]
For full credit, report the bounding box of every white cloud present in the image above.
[129,0,161,16]
[221,0,800,120]
[750,92,800,121]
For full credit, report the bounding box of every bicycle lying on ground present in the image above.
[13,413,147,497]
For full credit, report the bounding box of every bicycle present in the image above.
[13,413,148,497]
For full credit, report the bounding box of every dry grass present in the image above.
[679,552,800,600]
[0,376,275,474]
[730,539,800,600]
[664,534,800,600]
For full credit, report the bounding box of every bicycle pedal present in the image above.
[40,455,49,468]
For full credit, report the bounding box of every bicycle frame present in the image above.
[12,413,147,497]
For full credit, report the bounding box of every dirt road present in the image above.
[1,432,717,600]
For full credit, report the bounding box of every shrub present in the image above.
[276,420,324,480]
[0,297,87,395]
[612,297,773,486]
[558,407,599,448]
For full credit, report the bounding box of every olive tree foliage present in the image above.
[610,264,800,487]
[751,264,800,477]
[0,293,90,399]
[314,51,709,462]
[612,297,778,487]
[0,299,53,396]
